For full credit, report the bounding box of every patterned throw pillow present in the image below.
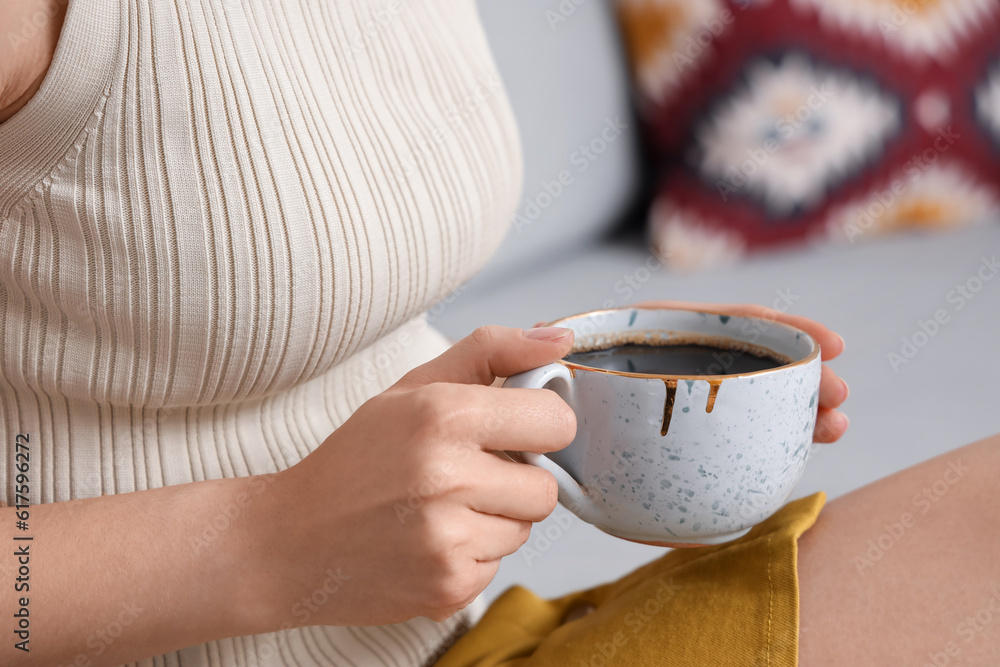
[616,0,1000,269]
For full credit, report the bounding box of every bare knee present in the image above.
[798,434,1000,665]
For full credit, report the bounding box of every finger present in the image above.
[460,453,560,522]
[426,560,501,622]
[478,386,577,453]
[818,365,849,409]
[468,513,534,562]
[632,301,845,361]
[425,383,577,454]
[813,408,849,443]
[394,325,574,389]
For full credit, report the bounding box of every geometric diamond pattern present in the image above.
[694,53,901,215]
[791,0,1000,63]
[615,0,1000,268]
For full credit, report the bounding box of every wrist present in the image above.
[210,472,288,635]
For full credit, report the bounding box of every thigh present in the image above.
[798,434,1000,666]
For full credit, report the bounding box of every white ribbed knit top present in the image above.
[0,0,522,665]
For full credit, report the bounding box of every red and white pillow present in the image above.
[616,0,1000,269]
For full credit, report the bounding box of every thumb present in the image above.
[394,325,574,389]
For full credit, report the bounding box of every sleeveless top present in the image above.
[0,0,522,665]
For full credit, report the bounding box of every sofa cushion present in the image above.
[617,0,1000,269]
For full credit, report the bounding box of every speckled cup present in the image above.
[503,306,821,546]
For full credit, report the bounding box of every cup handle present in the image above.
[501,363,592,514]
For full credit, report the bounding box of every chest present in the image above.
[1,0,521,405]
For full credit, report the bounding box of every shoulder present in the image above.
[0,0,68,122]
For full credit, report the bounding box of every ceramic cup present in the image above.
[502,306,821,546]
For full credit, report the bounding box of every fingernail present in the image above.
[837,334,846,352]
[523,326,573,341]
[840,379,850,401]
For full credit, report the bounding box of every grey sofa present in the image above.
[434,0,1000,604]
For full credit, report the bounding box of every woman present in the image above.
[1,1,996,665]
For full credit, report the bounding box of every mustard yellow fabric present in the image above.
[437,492,825,667]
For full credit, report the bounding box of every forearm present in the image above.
[0,473,278,666]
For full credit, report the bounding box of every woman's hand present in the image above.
[259,326,576,628]
[633,300,849,444]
